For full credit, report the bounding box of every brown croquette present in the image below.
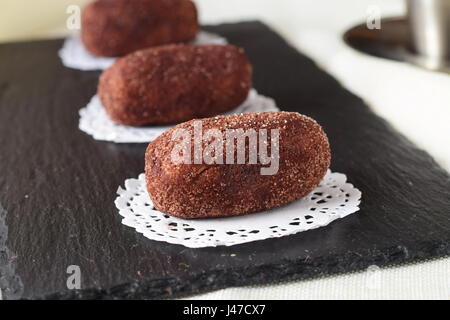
[81,0,199,57]
[145,112,331,219]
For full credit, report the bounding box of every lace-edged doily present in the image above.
[79,89,279,143]
[115,170,362,248]
[59,31,228,71]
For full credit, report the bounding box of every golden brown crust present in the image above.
[145,112,331,219]
[99,44,253,126]
[81,0,199,57]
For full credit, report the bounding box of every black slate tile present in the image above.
[0,21,449,300]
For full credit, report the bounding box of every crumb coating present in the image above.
[145,112,331,219]
[99,44,252,126]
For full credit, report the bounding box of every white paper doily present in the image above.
[79,89,279,143]
[59,30,228,71]
[115,170,362,248]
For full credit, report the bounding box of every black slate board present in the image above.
[0,22,449,300]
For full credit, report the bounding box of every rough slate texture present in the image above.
[0,22,449,300]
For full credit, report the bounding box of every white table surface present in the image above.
[1,0,448,300]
